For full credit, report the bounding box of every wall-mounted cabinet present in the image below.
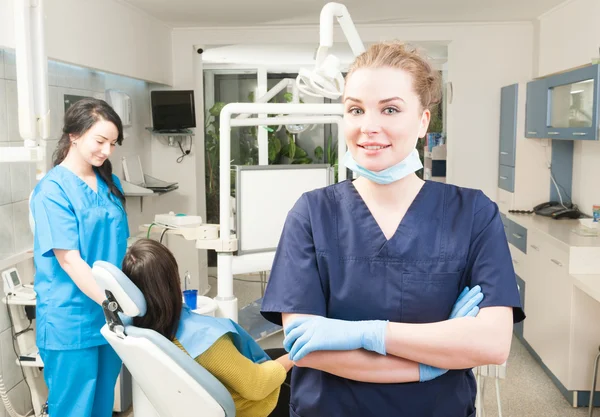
[525,80,547,139]
[525,64,600,141]
[546,64,599,140]
[496,83,550,215]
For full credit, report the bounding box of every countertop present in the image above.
[571,274,600,304]
[506,212,600,248]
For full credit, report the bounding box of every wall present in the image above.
[0,0,172,85]
[537,0,600,214]
[0,47,36,416]
[172,22,534,200]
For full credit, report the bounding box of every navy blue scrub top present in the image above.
[261,180,525,417]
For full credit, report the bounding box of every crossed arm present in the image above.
[282,306,513,384]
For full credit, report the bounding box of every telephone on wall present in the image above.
[532,201,581,219]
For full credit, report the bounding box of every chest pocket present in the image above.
[400,272,462,323]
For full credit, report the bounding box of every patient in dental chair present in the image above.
[122,238,292,417]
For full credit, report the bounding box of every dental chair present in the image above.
[92,261,236,417]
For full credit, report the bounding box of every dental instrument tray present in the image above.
[155,212,203,228]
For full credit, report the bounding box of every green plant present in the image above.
[314,135,339,182]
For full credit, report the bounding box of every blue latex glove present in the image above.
[283,316,388,362]
[448,285,483,320]
[419,285,484,382]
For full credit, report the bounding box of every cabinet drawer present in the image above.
[498,165,515,192]
[543,242,569,273]
[530,230,569,270]
[499,149,515,167]
[508,221,527,254]
[546,129,594,140]
[509,244,527,277]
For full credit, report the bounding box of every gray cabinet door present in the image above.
[498,165,515,192]
[499,84,518,166]
[525,79,547,138]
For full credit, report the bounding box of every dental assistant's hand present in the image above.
[419,285,484,382]
[283,316,388,362]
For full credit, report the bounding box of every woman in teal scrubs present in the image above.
[30,98,129,417]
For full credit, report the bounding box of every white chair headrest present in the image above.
[92,260,147,317]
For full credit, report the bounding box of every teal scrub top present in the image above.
[31,165,129,350]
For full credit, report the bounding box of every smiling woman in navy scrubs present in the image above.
[261,42,525,417]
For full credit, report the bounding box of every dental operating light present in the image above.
[235,78,312,134]
[296,2,366,100]
[1,0,50,176]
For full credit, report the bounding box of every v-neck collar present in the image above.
[57,165,102,196]
[342,179,431,256]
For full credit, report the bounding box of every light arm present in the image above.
[283,313,421,383]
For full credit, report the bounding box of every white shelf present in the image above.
[3,294,36,306]
[0,250,33,271]
[146,127,194,136]
[16,352,43,368]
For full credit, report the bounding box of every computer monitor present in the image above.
[150,90,196,131]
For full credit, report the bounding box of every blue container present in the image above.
[426,133,443,152]
[183,289,198,310]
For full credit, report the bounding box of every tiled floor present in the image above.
[113,273,597,417]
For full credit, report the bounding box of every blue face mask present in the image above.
[342,148,423,185]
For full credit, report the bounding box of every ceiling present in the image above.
[122,0,566,28]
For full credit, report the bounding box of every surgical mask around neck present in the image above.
[342,148,423,185]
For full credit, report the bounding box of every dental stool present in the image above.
[474,362,506,417]
[92,261,236,417]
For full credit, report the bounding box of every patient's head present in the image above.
[122,238,182,340]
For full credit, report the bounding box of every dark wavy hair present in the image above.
[121,239,183,339]
[53,98,125,205]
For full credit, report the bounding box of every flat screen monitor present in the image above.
[151,90,196,131]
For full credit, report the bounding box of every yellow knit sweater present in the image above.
[173,334,287,417]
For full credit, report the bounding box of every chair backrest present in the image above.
[92,261,236,417]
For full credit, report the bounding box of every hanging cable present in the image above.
[159,227,169,244]
[543,142,570,208]
[177,136,192,163]
[146,223,157,238]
